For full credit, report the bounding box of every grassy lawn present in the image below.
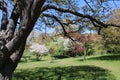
[13,54,120,80]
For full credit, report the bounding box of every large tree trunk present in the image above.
[0,0,46,79]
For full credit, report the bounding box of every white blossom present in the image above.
[30,43,49,55]
[63,38,73,51]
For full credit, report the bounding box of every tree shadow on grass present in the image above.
[13,66,115,80]
[88,54,120,61]
[52,55,69,59]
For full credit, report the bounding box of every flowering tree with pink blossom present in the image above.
[63,38,84,57]
[64,31,94,58]
[72,42,84,56]
[78,34,94,60]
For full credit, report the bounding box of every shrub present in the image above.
[47,37,64,56]
[29,43,49,61]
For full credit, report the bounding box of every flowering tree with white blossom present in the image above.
[63,38,73,52]
[30,43,49,61]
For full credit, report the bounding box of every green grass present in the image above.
[13,54,120,80]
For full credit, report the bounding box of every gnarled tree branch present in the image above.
[6,0,21,42]
[42,5,120,28]
[43,13,75,41]
[0,1,8,31]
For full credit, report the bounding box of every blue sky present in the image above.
[0,0,120,33]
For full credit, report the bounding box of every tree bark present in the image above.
[0,1,8,31]
[0,0,46,80]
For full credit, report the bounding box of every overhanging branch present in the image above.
[43,13,75,41]
[42,5,120,28]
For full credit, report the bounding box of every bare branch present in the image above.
[42,5,120,28]
[90,19,102,34]
[43,13,75,41]
[84,0,94,12]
